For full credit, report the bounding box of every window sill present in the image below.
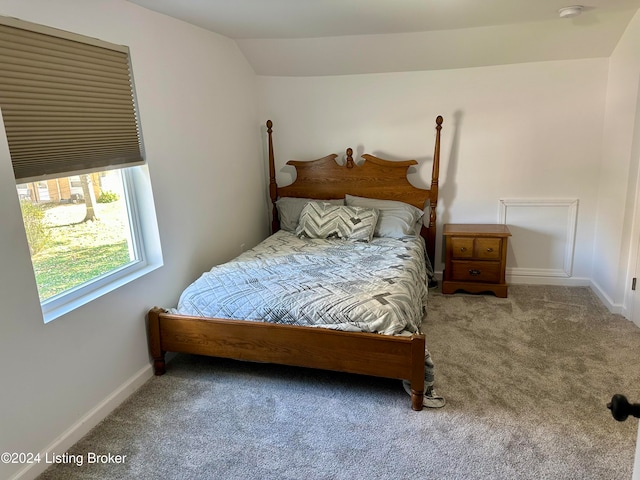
[42,259,162,323]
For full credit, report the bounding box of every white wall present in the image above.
[595,10,640,315]
[0,1,266,479]
[258,59,608,281]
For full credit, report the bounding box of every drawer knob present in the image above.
[486,248,493,252]
[469,269,481,276]
[460,247,467,252]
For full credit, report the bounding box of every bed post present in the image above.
[148,307,166,375]
[267,120,280,233]
[427,115,443,266]
[410,334,426,411]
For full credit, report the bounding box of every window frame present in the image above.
[36,165,159,323]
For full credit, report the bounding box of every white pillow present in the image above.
[345,194,424,238]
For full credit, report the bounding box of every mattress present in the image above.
[174,230,429,335]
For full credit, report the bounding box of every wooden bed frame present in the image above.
[147,116,443,411]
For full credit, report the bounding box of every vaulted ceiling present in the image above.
[128,0,640,75]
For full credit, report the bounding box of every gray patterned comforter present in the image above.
[175,230,429,335]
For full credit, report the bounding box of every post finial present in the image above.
[346,148,354,168]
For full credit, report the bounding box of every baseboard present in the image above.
[507,275,591,287]
[589,279,625,315]
[434,271,592,287]
[435,271,592,288]
[10,364,153,480]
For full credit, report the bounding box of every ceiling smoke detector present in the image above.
[558,5,584,18]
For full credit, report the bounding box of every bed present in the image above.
[147,116,443,411]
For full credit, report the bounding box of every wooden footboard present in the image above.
[147,307,426,411]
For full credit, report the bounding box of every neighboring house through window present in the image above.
[0,16,162,322]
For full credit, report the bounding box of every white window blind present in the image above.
[0,16,144,182]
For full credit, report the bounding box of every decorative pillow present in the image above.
[295,202,379,242]
[345,194,424,238]
[276,197,344,232]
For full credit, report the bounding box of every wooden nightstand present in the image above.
[442,224,512,298]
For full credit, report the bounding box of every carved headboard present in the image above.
[266,116,443,265]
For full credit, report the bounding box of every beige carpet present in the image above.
[425,284,640,478]
[37,285,640,479]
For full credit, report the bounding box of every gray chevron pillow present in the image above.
[296,202,379,242]
[276,197,344,232]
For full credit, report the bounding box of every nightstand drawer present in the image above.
[475,238,502,260]
[450,237,474,258]
[450,261,502,283]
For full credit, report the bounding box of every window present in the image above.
[1,17,161,322]
[17,168,139,299]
